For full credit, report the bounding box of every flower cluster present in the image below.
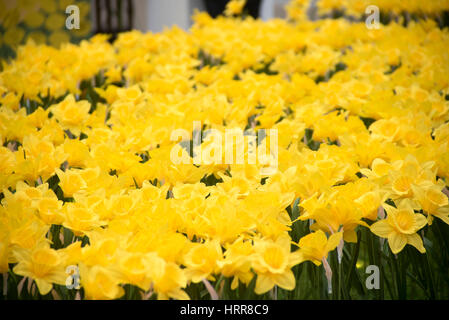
[315,0,449,17]
[0,0,449,300]
[0,0,92,58]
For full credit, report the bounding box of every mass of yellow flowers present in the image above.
[0,0,449,300]
[0,0,91,51]
[316,0,449,17]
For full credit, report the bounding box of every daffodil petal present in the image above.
[255,274,275,295]
[274,270,295,291]
[407,233,426,253]
[370,219,392,238]
[388,233,407,254]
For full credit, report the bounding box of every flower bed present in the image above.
[0,0,449,300]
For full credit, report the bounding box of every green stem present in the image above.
[345,232,361,290]
[377,239,384,300]
[390,252,400,299]
[423,253,436,299]
[398,253,407,299]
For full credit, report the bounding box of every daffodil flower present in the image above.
[370,200,427,254]
[251,235,303,294]
[12,242,67,295]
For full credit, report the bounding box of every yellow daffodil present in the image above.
[183,240,223,283]
[412,184,449,225]
[79,264,125,300]
[12,242,67,295]
[371,200,427,254]
[224,0,246,16]
[251,235,302,294]
[295,230,343,266]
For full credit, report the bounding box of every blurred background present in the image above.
[1,0,447,62]
[134,0,289,32]
[0,0,290,61]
